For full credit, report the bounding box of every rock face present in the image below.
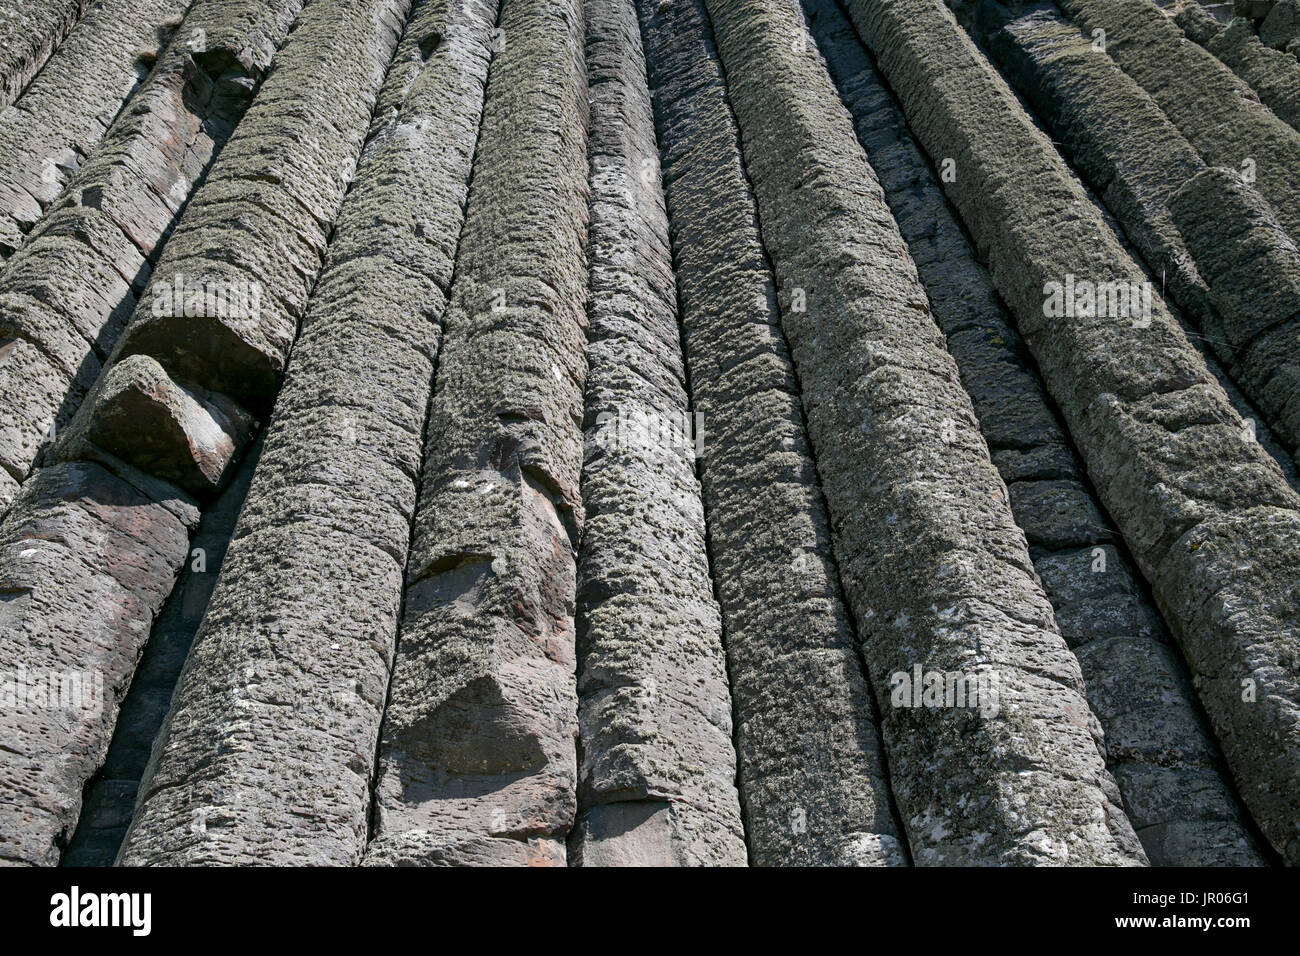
[0,0,1297,867]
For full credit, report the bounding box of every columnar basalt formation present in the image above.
[0,0,306,514]
[1051,0,1300,245]
[806,0,1263,865]
[0,0,1296,870]
[117,0,496,866]
[702,0,1142,865]
[635,0,907,866]
[0,0,407,867]
[0,0,87,109]
[981,4,1300,467]
[844,0,1300,864]
[570,0,747,866]
[0,0,185,260]
[363,0,590,867]
[1177,6,1300,132]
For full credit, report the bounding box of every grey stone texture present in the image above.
[1,0,408,868]
[1052,0,1300,245]
[570,0,747,866]
[0,0,187,260]
[845,0,1300,864]
[0,0,305,515]
[806,0,1262,865]
[704,0,1142,865]
[635,0,907,866]
[1179,8,1300,132]
[983,3,1300,470]
[363,0,590,867]
[0,0,87,109]
[1260,0,1300,48]
[118,0,496,865]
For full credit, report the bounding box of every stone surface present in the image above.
[846,0,1300,864]
[705,0,1142,865]
[636,0,907,865]
[117,0,499,867]
[363,0,590,867]
[571,0,747,866]
[0,0,87,109]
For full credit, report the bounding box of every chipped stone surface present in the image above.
[636,0,906,865]
[363,0,590,867]
[846,0,1300,863]
[0,0,87,109]
[705,0,1142,865]
[571,0,747,866]
[117,0,499,866]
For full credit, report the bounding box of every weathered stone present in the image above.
[68,354,254,497]
[1261,0,1300,47]
[117,0,499,867]
[0,0,305,515]
[0,460,197,866]
[707,0,1142,865]
[363,0,590,867]
[571,0,747,867]
[635,0,907,865]
[845,0,1300,863]
[0,0,87,109]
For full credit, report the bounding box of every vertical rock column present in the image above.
[0,0,190,259]
[0,0,306,515]
[0,0,408,868]
[702,0,1142,865]
[569,0,747,867]
[635,0,907,866]
[807,0,1263,866]
[0,0,87,108]
[118,0,500,866]
[845,0,1300,864]
[364,0,589,867]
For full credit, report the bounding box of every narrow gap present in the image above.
[364,0,506,847]
[689,0,913,865]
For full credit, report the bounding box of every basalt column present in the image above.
[635,0,908,865]
[845,0,1300,864]
[118,0,497,866]
[569,0,747,867]
[807,0,1263,866]
[703,0,1142,865]
[0,0,306,514]
[0,0,408,868]
[363,0,589,867]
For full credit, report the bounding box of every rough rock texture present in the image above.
[846,0,1300,864]
[1260,0,1300,47]
[0,0,1294,871]
[0,0,187,260]
[1181,9,1300,132]
[636,0,907,865]
[705,0,1143,865]
[0,0,87,109]
[0,0,305,515]
[1169,167,1300,462]
[808,0,1263,865]
[61,440,261,866]
[984,4,1300,469]
[0,459,198,866]
[363,0,590,867]
[1052,0,1300,245]
[570,0,747,867]
[117,0,496,866]
[0,0,407,869]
